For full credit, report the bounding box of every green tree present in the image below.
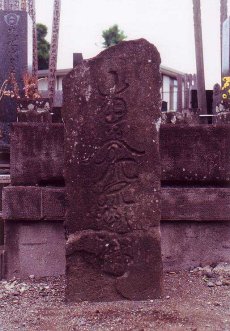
[102,24,127,48]
[37,23,50,70]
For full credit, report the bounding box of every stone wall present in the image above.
[2,123,230,279]
[8,123,230,186]
[2,123,66,279]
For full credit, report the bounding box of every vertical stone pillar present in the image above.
[63,39,163,302]
[28,0,38,78]
[48,0,61,110]
[192,0,207,114]
[177,74,183,112]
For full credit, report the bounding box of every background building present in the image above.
[38,65,196,111]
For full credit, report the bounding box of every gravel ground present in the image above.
[0,264,230,331]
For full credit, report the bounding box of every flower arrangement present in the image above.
[23,72,41,100]
[0,72,42,101]
[0,72,51,122]
[0,73,19,101]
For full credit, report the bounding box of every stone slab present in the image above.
[161,221,230,271]
[3,186,65,220]
[4,186,230,222]
[42,187,65,221]
[63,39,163,301]
[0,11,32,87]
[160,125,230,184]
[3,186,41,220]
[8,124,230,185]
[10,123,64,185]
[4,221,65,279]
[161,187,230,221]
[5,220,230,279]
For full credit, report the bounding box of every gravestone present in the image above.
[63,39,163,302]
[0,10,32,146]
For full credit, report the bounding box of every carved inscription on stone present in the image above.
[0,10,31,145]
[4,0,19,10]
[4,13,20,77]
[86,71,146,233]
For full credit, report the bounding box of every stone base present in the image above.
[2,220,230,280]
[4,221,65,279]
[162,221,230,271]
[66,229,163,302]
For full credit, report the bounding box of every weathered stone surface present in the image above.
[161,221,230,271]
[42,187,65,221]
[3,186,41,220]
[66,228,162,301]
[8,124,230,186]
[10,123,64,185]
[160,125,230,184]
[63,39,163,301]
[4,186,230,223]
[3,186,65,221]
[4,221,65,279]
[162,188,230,221]
[0,11,32,84]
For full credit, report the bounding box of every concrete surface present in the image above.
[4,221,65,279]
[161,221,230,271]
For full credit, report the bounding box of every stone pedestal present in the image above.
[2,123,66,279]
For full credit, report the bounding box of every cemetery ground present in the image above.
[0,266,230,331]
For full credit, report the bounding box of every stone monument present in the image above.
[63,39,163,301]
[0,6,32,147]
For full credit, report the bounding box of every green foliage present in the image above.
[37,23,50,70]
[102,24,127,48]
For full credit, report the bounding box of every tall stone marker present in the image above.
[0,9,32,146]
[63,39,163,302]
